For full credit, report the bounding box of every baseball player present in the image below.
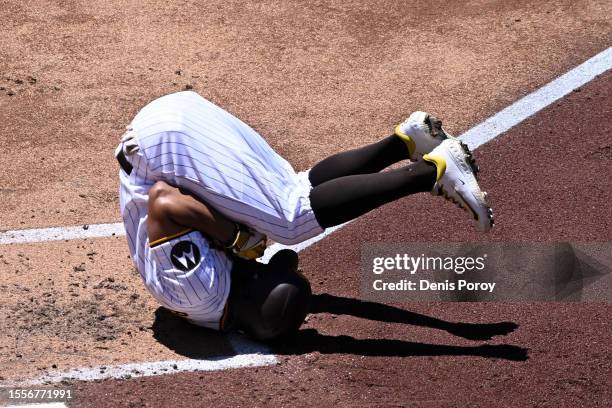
[116,91,493,341]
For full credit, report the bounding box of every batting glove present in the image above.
[225,223,267,260]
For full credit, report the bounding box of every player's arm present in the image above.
[147,181,266,259]
[147,180,235,245]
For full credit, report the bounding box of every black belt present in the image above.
[116,147,133,175]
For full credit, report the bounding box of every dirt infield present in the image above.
[69,64,612,408]
[1,0,610,230]
[1,0,611,406]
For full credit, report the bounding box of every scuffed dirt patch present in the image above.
[0,238,233,383]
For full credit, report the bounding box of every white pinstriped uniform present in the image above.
[118,91,323,329]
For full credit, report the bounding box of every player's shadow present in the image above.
[151,293,527,361]
[275,329,527,361]
[151,308,235,360]
[310,293,519,341]
[274,293,527,361]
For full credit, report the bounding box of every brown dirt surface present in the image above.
[0,0,610,230]
[0,0,611,406]
[69,64,612,408]
[0,237,235,382]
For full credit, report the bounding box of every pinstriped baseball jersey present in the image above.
[119,168,232,329]
[127,91,323,244]
[148,230,231,328]
[118,91,323,328]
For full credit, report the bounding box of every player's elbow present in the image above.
[148,181,176,216]
[149,181,173,201]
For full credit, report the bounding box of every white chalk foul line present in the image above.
[3,334,276,387]
[0,223,125,245]
[27,352,276,384]
[0,46,609,387]
[461,46,612,150]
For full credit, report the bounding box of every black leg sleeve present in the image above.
[309,135,409,187]
[310,160,436,228]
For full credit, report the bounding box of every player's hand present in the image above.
[226,224,267,260]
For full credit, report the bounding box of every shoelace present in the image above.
[458,141,480,178]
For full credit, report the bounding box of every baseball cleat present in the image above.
[395,111,456,161]
[423,139,494,232]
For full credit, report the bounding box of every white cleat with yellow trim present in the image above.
[395,111,456,161]
[423,139,494,232]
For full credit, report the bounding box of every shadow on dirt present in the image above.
[271,293,528,361]
[310,293,519,341]
[151,307,235,360]
[274,329,528,361]
[151,293,528,362]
